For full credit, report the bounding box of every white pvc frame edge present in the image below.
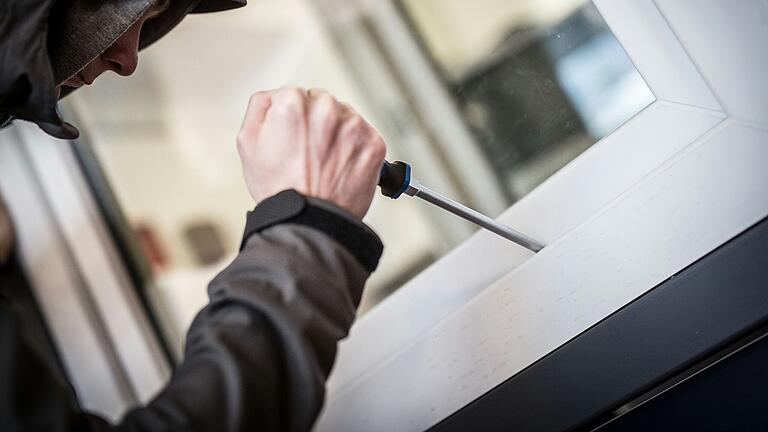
[326,101,724,397]
[324,0,723,399]
[314,0,768,423]
[320,117,768,431]
[0,131,134,421]
[318,0,766,430]
[8,123,171,410]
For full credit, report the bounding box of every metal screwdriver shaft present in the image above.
[410,180,544,252]
[378,161,544,252]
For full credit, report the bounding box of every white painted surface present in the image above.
[327,101,724,396]
[318,0,768,430]
[654,0,768,125]
[0,133,133,421]
[20,125,170,404]
[317,121,768,431]
[593,0,721,109]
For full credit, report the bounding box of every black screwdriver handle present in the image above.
[378,160,411,199]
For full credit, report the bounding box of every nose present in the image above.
[100,20,142,76]
[103,52,138,76]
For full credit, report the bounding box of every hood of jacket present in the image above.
[0,0,245,139]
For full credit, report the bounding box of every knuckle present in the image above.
[366,138,386,162]
[283,86,305,98]
[289,86,306,97]
[372,138,386,159]
[247,90,271,110]
[275,87,306,110]
[236,131,250,151]
[322,110,340,132]
[315,94,338,116]
[236,140,247,157]
[308,87,330,98]
[340,101,356,114]
[346,115,366,131]
[248,92,263,106]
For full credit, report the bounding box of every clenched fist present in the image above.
[237,87,386,219]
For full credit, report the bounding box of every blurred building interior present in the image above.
[63,0,653,350]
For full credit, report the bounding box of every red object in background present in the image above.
[135,223,169,271]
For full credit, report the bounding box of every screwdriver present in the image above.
[378,160,544,253]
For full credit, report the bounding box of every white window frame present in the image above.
[2,0,764,428]
[0,124,171,421]
[316,1,768,430]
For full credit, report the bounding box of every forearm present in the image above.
[118,193,382,432]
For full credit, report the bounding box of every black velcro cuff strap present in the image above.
[240,190,383,273]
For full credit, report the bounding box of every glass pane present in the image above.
[64,0,653,349]
[400,0,655,200]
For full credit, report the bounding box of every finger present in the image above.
[338,114,367,147]
[366,134,387,166]
[353,133,387,187]
[338,102,379,135]
[307,87,328,99]
[239,90,272,138]
[338,101,356,119]
[308,89,340,150]
[269,86,308,119]
[309,93,345,194]
[319,112,362,187]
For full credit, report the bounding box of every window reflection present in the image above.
[400,0,654,200]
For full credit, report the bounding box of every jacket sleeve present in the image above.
[115,191,383,432]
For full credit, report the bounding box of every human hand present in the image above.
[237,87,386,219]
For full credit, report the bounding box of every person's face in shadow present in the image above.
[58,0,170,94]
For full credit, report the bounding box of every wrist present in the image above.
[241,189,383,272]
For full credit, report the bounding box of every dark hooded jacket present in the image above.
[0,1,384,431]
[0,0,247,138]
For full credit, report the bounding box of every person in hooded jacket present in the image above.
[0,1,387,431]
